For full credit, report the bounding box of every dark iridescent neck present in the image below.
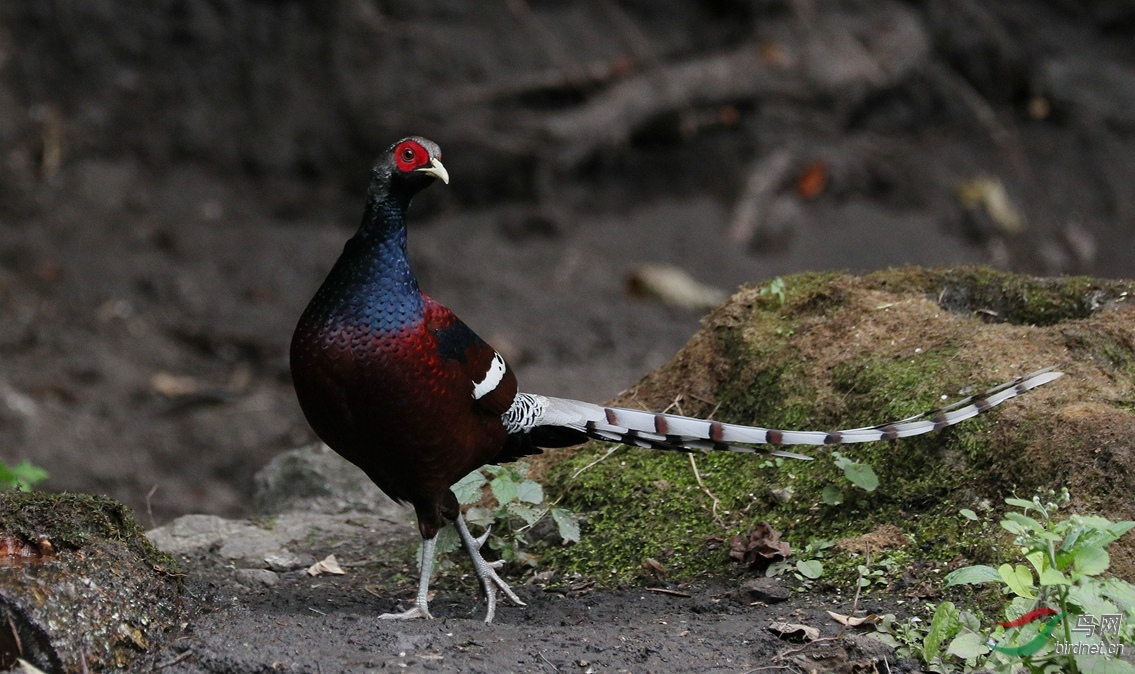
[333,192,425,328]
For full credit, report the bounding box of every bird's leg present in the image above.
[379,534,435,620]
[454,513,526,623]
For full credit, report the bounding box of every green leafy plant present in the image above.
[0,459,48,491]
[875,601,990,671]
[822,451,879,504]
[424,461,580,571]
[857,555,902,590]
[877,491,1135,673]
[758,276,787,305]
[768,538,833,588]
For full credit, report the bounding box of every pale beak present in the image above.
[416,157,449,185]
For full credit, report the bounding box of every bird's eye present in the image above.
[394,140,426,172]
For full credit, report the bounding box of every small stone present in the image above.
[264,550,315,572]
[253,442,401,516]
[234,568,279,588]
[739,577,789,604]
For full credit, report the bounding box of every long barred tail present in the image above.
[505,367,1063,461]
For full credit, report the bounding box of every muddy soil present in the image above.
[155,549,911,674]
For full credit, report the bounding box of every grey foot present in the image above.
[455,514,526,623]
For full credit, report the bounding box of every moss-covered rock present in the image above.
[537,268,1135,586]
[0,491,185,672]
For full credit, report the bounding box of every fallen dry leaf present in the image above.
[306,554,346,577]
[642,557,668,581]
[151,372,201,398]
[18,659,50,674]
[956,176,1023,234]
[836,524,911,555]
[626,264,729,311]
[730,521,791,571]
[767,622,820,642]
[827,610,881,626]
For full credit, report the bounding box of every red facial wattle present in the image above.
[394,140,429,173]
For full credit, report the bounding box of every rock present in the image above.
[843,632,896,661]
[264,550,316,572]
[234,568,279,588]
[253,442,403,516]
[541,268,1135,581]
[740,577,790,605]
[148,510,414,568]
[149,444,419,576]
[214,526,295,565]
[147,514,248,554]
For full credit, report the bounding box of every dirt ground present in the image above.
[156,557,912,674]
[2,1,1135,671]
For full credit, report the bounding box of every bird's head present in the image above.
[376,137,449,202]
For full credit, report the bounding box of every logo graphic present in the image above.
[989,608,1064,656]
[989,609,1125,658]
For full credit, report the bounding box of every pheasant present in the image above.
[289,136,1062,623]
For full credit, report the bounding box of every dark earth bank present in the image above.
[2,0,1135,524]
[2,1,1135,673]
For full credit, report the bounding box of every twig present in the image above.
[660,393,685,416]
[155,650,193,670]
[727,149,796,247]
[542,4,928,168]
[456,58,636,103]
[362,585,383,599]
[599,0,661,71]
[772,548,869,662]
[926,61,1029,177]
[571,445,622,479]
[542,44,800,167]
[145,484,159,530]
[7,613,22,663]
[688,453,726,529]
[644,587,691,598]
[539,652,561,673]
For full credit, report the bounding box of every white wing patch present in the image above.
[472,351,507,400]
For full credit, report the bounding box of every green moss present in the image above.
[864,267,1135,326]
[538,267,1134,586]
[0,491,180,575]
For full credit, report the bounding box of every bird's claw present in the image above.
[454,514,526,623]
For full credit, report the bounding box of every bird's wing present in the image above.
[423,299,518,417]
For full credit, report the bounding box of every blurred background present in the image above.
[0,0,1132,523]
